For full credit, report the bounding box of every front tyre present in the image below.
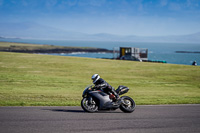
[81,97,98,113]
[120,96,136,113]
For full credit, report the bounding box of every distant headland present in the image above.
[0,41,113,54]
[176,51,200,54]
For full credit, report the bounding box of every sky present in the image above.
[0,0,200,36]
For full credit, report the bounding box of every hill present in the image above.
[0,22,200,43]
[0,52,199,106]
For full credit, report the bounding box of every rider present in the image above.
[91,74,120,102]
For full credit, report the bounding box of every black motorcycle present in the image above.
[81,85,136,113]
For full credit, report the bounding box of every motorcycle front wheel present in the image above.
[81,97,98,113]
[120,96,136,113]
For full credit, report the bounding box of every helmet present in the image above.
[91,74,100,84]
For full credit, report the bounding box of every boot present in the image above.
[112,95,122,105]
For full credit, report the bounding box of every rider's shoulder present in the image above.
[99,78,106,82]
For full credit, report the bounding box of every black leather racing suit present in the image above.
[94,78,119,100]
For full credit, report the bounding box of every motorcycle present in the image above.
[81,85,136,113]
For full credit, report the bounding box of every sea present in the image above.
[1,38,200,66]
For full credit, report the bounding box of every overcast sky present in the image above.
[0,0,200,36]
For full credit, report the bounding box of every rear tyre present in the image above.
[120,96,136,113]
[81,97,98,113]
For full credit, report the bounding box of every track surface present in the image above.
[0,105,200,133]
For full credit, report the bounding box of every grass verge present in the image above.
[0,52,199,106]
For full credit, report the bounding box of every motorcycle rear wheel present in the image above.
[81,97,98,113]
[120,96,136,113]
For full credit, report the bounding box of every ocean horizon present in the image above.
[0,38,200,66]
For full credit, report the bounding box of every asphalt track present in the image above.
[0,105,200,133]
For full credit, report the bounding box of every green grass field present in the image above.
[0,51,200,106]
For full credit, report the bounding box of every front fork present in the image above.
[87,96,93,105]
